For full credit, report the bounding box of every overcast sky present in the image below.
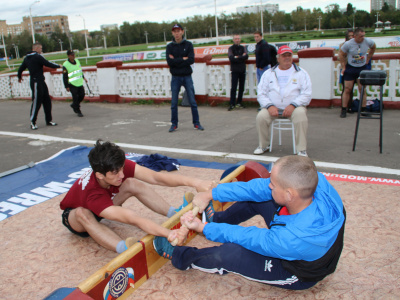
[2,0,370,32]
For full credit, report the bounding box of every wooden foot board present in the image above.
[46,161,269,300]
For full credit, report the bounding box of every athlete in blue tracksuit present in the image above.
[154,156,346,290]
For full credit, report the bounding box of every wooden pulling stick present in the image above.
[170,165,245,246]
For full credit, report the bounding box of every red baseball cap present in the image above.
[277,45,293,55]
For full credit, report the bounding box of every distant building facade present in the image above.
[237,4,280,15]
[371,0,396,10]
[100,24,118,31]
[2,15,70,38]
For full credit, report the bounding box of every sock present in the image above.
[116,240,128,254]
[167,206,176,218]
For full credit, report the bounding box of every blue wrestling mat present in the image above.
[0,145,272,222]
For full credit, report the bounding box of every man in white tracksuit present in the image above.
[254,45,312,157]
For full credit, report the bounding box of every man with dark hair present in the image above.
[339,27,376,118]
[166,23,204,132]
[254,31,277,83]
[227,34,248,111]
[154,155,346,290]
[63,50,87,117]
[60,140,213,253]
[17,42,61,130]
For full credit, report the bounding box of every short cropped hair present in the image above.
[88,140,125,175]
[254,31,262,36]
[32,42,42,49]
[354,27,365,36]
[274,155,318,199]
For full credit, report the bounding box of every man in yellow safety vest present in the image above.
[63,50,87,117]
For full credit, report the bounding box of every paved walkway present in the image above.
[0,99,399,179]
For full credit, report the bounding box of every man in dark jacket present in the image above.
[254,31,277,83]
[228,34,249,111]
[166,24,204,132]
[18,43,61,130]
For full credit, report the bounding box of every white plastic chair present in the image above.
[269,119,296,154]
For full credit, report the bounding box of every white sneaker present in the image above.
[253,146,270,155]
[297,150,308,157]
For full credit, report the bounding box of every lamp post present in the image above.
[12,44,20,59]
[77,15,89,57]
[144,31,148,44]
[318,16,322,31]
[102,31,107,49]
[29,0,40,44]
[184,27,187,40]
[214,0,219,45]
[269,20,273,35]
[352,8,357,30]
[58,39,63,51]
[260,0,264,36]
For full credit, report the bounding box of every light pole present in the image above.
[304,16,307,32]
[353,8,357,30]
[163,30,166,43]
[260,0,264,36]
[102,31,107,49]
[224,23,227,36]
[184,27,187,40]
[144,31,148,44]
[12,44,20,59]
[1,31,9,69]
[29,0,40,44]
[58,39,63,51]
[77,15,89,57]
[269,20,273,35]
[318,16,322,31]
[214,0,219,45]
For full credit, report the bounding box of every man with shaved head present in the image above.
[154,155,346,290]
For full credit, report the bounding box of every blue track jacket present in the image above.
[204,173,345,262]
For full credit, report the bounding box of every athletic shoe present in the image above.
[153,236,174,260]
[205,201,215,223]
[340,109,346,118]
[46,122,57,126]
[169,125,178,132]
[253,146,270,155]
[175,192,194,213]
[77,110,84,117]
[228,105,235,111]
[236,103,245,109]
[70,103,78,113]
[30,122,38,130]
[194,124,204,131]
[297,150,308,157]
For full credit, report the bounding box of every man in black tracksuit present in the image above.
[254,31,277,83]
[166,23,204,132]
[18,43,61,130]
[228,34,249,111]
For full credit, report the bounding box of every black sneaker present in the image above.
[340,109,346,118]
[77,110,84,117]
[70,104,78,114]
[30,122,38,130]
[236,103,245,109]
[46,122,58,126]
[169,125,178,132]
[228,105,235,111]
